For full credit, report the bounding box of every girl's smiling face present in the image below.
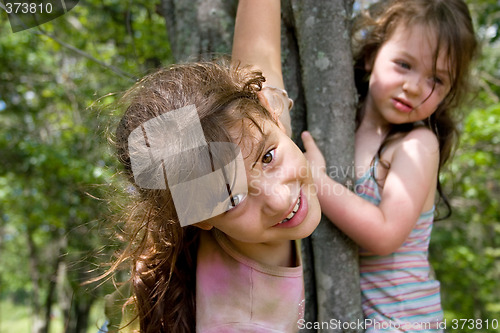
[364,23,452,126]
[200,117,321,247]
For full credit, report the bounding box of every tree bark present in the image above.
[41,245,62,333]
[26,228,65,333]
[159,0,238,62]
[159,1,363,331]
[289,1,363,331]
[26,229,44,333]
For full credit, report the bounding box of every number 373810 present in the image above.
[5,2,53,14]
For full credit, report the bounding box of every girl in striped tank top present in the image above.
[301,0,478,331]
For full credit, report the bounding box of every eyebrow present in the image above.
[401,51,450,78]
[399,51,417,61]
[250,127,274,170]
[250,135,268,169]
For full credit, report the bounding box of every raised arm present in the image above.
[233,0,292,136]
[232,0,283,89]
[302,129,440,255]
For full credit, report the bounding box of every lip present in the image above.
[392,97,413,113]
[273,188,307,229]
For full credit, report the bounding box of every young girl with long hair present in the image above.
[302,0,478,331]
[101,0,320,332]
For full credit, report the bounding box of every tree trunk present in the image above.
[74,297,94,333]
[26,229,45,333]
[59,241,98,333]
[41,246,62,333]
[58,260,73,332]
[289,1,363,332]
[159,1,363,331]
[159,0,238,62]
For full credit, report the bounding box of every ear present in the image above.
[193,221,213,231]
[365,53,375,73]
[257,88,292,137]
[257,90,273,112]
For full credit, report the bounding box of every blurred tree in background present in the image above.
[0,0,498,332]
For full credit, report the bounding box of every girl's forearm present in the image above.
[315,172,408,255]
[232,0,292,136]
[232,0,283,89]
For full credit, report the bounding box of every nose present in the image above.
[261,181,292,216]
[259,158,303,216]
[402,73,422,96]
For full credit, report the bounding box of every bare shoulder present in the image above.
[397,127,439,158]
[403,126,439,145]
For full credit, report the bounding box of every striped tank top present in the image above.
[355,157,444,332]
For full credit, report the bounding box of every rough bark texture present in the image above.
[288,1,363,332]
[160,0,237,61]
[159,1,363,331]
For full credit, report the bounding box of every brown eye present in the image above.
[262,149,275,165]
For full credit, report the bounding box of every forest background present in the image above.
[0,0,499,332]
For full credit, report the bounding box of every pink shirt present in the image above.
[196,229,304,332]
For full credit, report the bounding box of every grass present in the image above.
[0,298,30,333]
[0,298,106,333]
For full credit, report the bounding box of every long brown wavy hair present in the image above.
[109,60,275,332]
[352,0,478,218]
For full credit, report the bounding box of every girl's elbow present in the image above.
[370,247,396,256]
[364,240,402,256]
[361,220,407,255]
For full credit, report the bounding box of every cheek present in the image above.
[297,158,313,182]
[425,90,446,108]
[376,66,400,86]
[283,151,312,183]
[247,170,264,195]
[368,74,387,101]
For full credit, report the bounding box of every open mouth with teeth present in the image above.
[279,196,301,224]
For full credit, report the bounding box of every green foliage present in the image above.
[468,0,500,105]
[0,0,173,331]
[428,3,500,332]
[431,104,500,332]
